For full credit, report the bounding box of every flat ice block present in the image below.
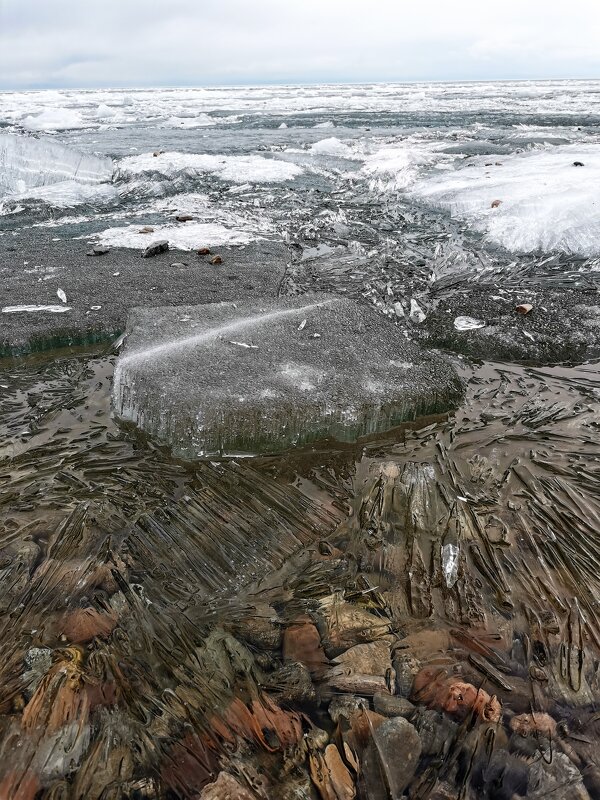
[112,295,462,457]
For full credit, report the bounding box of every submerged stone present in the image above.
[112,295,463,457]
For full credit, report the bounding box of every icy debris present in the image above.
[409,299,426,324]
[2,305,72,314]
[310,137,357,159]
[228,340,258,349]
[313,121,335,128]
[454,316,486,331]
[56,288,67,304]
[442,543,460,588]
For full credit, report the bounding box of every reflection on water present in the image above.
[2,347,600,798]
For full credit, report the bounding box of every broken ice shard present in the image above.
[112,295,463,457]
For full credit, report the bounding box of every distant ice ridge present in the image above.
[117,151,303,184]
[411,143,600,256]
[0,135,113,203]
[21,108,93,131]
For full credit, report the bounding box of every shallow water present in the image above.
[2,342,600,797]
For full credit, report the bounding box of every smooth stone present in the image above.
[112,295,463,458]
[362,716,422,799]
[373,692,415,718]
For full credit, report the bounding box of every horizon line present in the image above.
[1,75,599,93]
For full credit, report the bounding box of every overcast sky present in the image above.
[1,0,599,89]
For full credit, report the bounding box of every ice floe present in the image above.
[95,222,257,251]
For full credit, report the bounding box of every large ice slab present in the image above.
[113,296,463,457]
[411,143,600,256]
[0,134,113,196]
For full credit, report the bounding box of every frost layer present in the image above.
[96,222,256,250]
[0,134,113,197]
[412,144,600,256]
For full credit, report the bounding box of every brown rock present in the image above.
[197,247,212,255]
[491,199,502,208]
[309,744,356,800]
[283,619,328,678]
[510,712,556,738]
[210,255,223,265]
[139,226,155,234]
[319,595,390,651]
[175,214,194,222]
[152,151,164,157]
[515,303,533,315]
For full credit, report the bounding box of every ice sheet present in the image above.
[0,134,113,197]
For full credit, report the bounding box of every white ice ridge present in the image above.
[411,143,600,256]
[96,222,257,250]
[117,151,303,184]
[0,134,113,197]
[116,298,336,372]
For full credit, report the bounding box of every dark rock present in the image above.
[491,199,502,208]
[139,226,154,234]
[373,692,415,718]
[175,214,194,222]
[528,752,589,799]
[262,662,316,704]
[362,717,422,799]
[197,248,211,256]
[412,708,458,757]
[574,161,585,167]
[141,240,169,259]
[328,694,368,724]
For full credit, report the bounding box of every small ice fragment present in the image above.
[457,495,468,501]
[523,331,535,341]
[298,319,307,331]
[228,340,258,349]
[56,288,67,304]
[90,305,102,310]
[409,299,426,324]
[393,301,405,318]
[279,122,288,129]
[454,316,485,331]
[313,333,321,338]
[442,543,460,588]
[2,305,71,313]
[113,272,120,277]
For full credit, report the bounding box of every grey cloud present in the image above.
[0,0,599,89]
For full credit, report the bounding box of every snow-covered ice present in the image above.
[412,144,600,256]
